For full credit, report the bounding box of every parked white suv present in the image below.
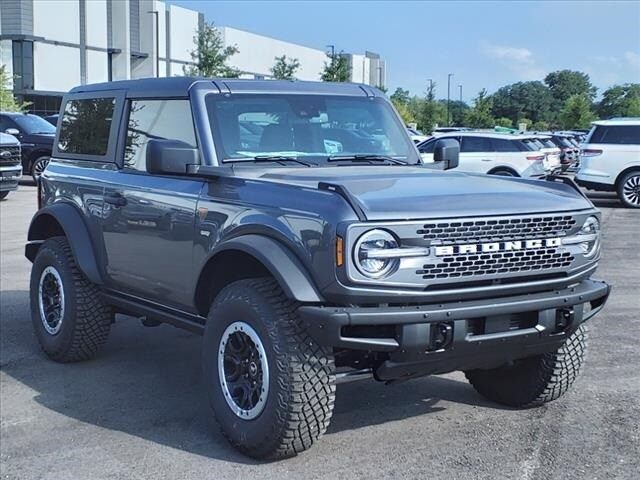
[576,118,640,208]
[417,132,551,177]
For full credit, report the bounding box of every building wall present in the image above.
[33,0,79,44]
[34,43,80,91]
[221,26,326,81]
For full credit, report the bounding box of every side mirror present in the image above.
[5,128,20,136]
[433,138,460,170]
[146,139,199,175]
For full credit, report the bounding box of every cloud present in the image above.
[480,42,545,80]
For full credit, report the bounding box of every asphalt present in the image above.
[1,182,639,480]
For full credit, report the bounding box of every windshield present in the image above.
[13,114,56,134]
[206,94,419,165]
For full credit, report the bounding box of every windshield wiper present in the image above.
[327,154,409,165]
[227,155,315,167]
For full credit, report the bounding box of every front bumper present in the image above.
[300,279,610,378]
[0,166,22,192]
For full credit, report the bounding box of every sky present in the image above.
[170,0,640,102]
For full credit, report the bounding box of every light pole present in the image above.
[148,10,160,77]
[458,84,463,103]
[326,44,335,58]
[447,73,454,126]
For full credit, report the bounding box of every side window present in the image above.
[58,97,115,155]
[124,99,197,171]
[418,139,436,153]
[590,125,640,145]
[0,116,17,133]
[492,138,521,152]
[461,136,493,153]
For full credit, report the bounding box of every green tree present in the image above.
[0,64,29,112]
[320,51,350,82]
[390,87,411,106]
[544,70,597,104]
[438,100,469,126]
[531,120,550,131]
[270,55,301,80]
[183,21,240,78]
[465,89,495,128]
[495,117,513,128]
[598,83,640,118]
[559,94,598,129]
[418,82,446,133]
[491,81,554,124]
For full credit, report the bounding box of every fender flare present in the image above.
[26,203,103,285]
[201,234,324,303]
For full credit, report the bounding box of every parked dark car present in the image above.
[0,112,55,182]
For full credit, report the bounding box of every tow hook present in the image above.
[428,322,453,351]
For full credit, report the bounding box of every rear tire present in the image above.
[465,324,588,408]
[202,278,335,460]
[0,191,8,200]
[489,168,518,177]
[617,170,640,208]
[31,156,50,183]
[30,236,113,362]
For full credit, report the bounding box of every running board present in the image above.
[101,290,206,335]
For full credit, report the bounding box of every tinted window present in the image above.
[58,98,115,155]
[206,94,419,164]
[12,114,55,134]
[492,138,521,152]
[418,139,436,153]
[0,116,17,133]
[589,125,640,145]
[461,136,493,152]
[125,100,197,171]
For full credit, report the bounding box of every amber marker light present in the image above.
[336,236,344,267]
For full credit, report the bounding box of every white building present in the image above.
[0,1,386,116]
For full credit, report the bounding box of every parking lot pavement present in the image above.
[1,184,639,480]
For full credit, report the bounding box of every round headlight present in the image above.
[354,229,399,278]
[579,216,600,258]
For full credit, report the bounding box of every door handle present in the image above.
[104,192,127,207]
[481,158,492,162]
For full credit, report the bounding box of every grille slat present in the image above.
[415,215,577,280]
[0,146,21,166]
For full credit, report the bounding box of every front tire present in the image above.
[617,170,640,208]
[202,278,335,460]
[0,191,9,200]
[30,236,113,362]
[465,324,588,408]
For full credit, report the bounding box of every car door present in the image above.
[459,136,494,173]
[99,98,204,309]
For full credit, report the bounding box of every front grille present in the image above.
[417,215,576,243]
[0,146,21,166]
[417,249,574,280]
[415,215,578,281]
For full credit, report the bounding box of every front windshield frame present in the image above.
[205,93,420,166]
[13,114,56,135]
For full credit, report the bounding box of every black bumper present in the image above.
[575,178,615,192]
[299,279,610,379]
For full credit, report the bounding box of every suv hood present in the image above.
[22,132,55,145]
[252,166,593,220]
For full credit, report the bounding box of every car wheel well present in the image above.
[615,166,640,188]
[195,250,272,316]
[488,167,519,177]
[29,213,66,241]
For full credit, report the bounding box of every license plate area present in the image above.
[467,311,538,336]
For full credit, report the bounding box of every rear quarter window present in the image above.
[57,96,119,158]
[589,125,640,145]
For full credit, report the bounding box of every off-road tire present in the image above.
[0,191,9,200]
[202,278,335,460]
[617,170,640,209]
[465,324,588,408]
[30,236,113,362]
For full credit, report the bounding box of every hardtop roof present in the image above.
[67,77,381,98]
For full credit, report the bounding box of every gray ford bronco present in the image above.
[26,78,610,459]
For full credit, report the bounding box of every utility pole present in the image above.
[458,84,463,103]
[447,73,454,126]
[148,10,160,77]
[427,78,433,97]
